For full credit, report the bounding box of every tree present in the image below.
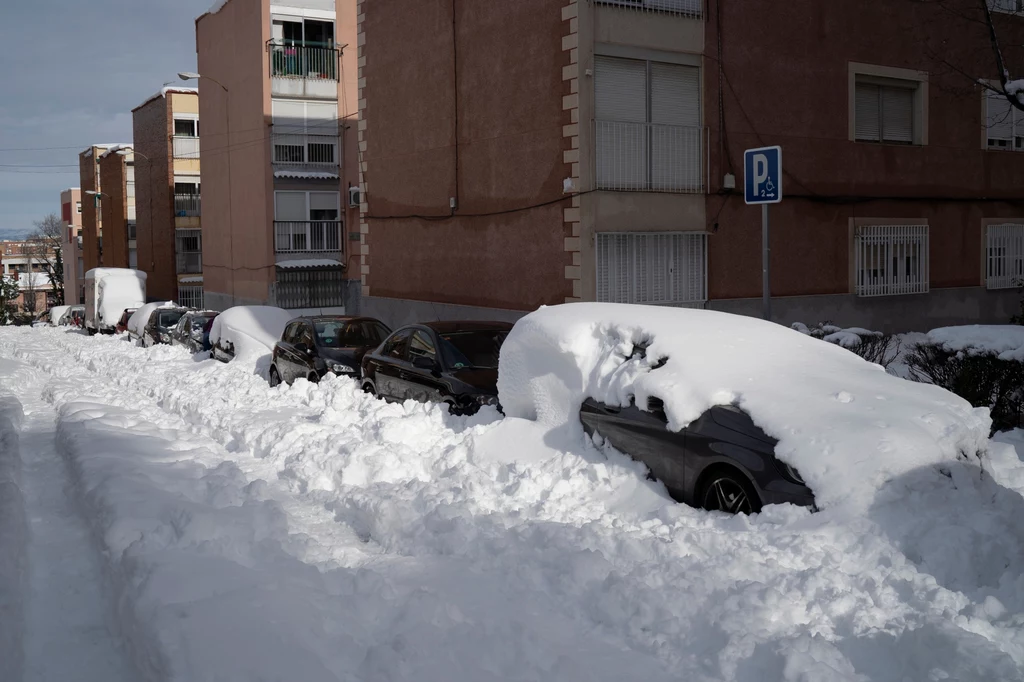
[28,212,64,305]
[0,277,19,325]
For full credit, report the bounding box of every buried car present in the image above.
[362,321,512,415]
[209,306,294,363]
[170,310,220,353]
[497,303,991,513]
[269,316,390,387]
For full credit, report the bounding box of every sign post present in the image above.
[743,146,782,321]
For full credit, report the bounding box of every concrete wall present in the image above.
[361,0,571,313]
[133,95,178,301]
[98,153,129,268]
[361,295,527,330]
[337,0,361,282]
[79,149,101,271]
[197,0,274,310]
[59,188,83,304]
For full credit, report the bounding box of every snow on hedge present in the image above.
[209,306,293,360]
[498,303,991,510]
[925,325,1024,360]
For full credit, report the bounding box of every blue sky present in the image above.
[0,0,213,238]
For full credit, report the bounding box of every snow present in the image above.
[178,275,204,283]
[497,303,991,511]
[98,144,132,159]
[126,301,176,336]
[208,305,294,361]
[925,324,1024,360]
[0,327,1022,679]
[48,305,71,325]
[92,269,147,329]
[0,389,25,681]
[17,272,51,289]
[134,86,198,111]
[273,170,340,180]
[275,258,343,269]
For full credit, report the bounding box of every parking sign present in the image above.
[744,146,782,205]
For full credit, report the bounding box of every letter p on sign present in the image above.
[743,146,782,205]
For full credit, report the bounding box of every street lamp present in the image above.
[180,70,234,304]
[84,190,110,265]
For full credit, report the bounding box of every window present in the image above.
[361,321,390,347]
[174,119,197,137]
[854,78,916,144]
[853,225,929,296]
[274,191,341,252]
[172,119,200,158]
[594,55,701,192]
[985,89,1024,150]
[596,232,707,306]
[76,201,82,214]
[987,224,1024,289]
[440,331,507,370]
[989,0,1024,13]
[283,322,301,345]
[272,100,339,166]
[408,331,437,364]
[382,330,411,359]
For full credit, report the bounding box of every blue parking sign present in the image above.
[744,146,782,205]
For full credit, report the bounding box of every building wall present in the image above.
[196,0,274,310]
[134,96,177,301]
[79,149,101,272]
[99,153,130,268]
[701,0,1024,328]
[360,0,571,314]
[338,0,361,284]
[60,187,83,304]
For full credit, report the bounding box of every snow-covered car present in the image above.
[49,305,71,327]
[170,310,219,353]
[68,306,85,328]
[209,306,294,364]
[497,303,992,513]
[126,302,177,346]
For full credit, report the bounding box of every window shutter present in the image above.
[304,102,339,136]
[275,191,307,221]
[650,62,701,190]
[880,86,914,143]
[595,57,649,190]
[855,83,881,141]
[986,90,1014,146]
[271,100,306,135]
[595,56,647,122]
[650,63,700,127]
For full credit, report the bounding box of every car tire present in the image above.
[307,372,319,384]
[362,381,376,396]
[269,366,281,388]
[697,468,762,515]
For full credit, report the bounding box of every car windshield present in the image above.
[439,330,508,370]
[158,310,185,328]
[314,321,363,348]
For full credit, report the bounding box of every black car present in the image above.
[170,310,220,353]
[269,316,391,387]
[361,321,512,415]
[581,396,815,514]
[140,307,190,347]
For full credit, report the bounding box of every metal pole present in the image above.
[762,203,771,321]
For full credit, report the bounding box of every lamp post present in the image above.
[179,71,234,305]
[84,190,110,267]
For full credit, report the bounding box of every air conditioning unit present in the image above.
[348,186,361,208]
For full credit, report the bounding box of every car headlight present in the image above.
[159,332,170,342]
[327,362,357,375]
[473,394,499,406]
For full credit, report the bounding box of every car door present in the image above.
[276,322,301,383]
[580,397,688,497]
[293,322,317,380]
[372,329,412,400]
[171,314,190,346]
[401,330,446,404]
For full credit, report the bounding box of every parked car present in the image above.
[170,310,220,353]
[127,302,175,345]
[361,321,512,414]
[68,306,85,328]
[209,306,294,363]
[83,268,147,335]
[269,316,391,387]
[115,307,139,334]
[49,305,71,327]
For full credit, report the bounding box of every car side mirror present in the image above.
[412,355,436,370]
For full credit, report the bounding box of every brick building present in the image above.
[194,0,360,314]
[60,187,84,303]
[355,0,1024,331]
[78,143,130,273]
[133,87,203,305]
[97,145,137,270]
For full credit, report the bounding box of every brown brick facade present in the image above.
[133,96,177,301]
[98,152,130,269]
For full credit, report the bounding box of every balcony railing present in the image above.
[177,285,204,309]
[176,252,202,274]
[274,221,341,253]
[174,194,201,217]
[594,120,703,193]
[272,133,339,168]
[275,266,345,310]
[268,42,339,81]
[173,136,200,159]
[597,0,702,17]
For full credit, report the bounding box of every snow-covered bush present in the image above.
[907,326,1024,433]
[791,321,901,369]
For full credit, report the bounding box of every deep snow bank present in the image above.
[209,306,293,360]
[0,392,26,682]
[498,304,991,509]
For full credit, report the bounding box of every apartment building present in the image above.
[357,0,1024,332]
[60,188,84,303]
[1,241,56,312]
[97,145,138,270]
[194,0,360,314]
[133,86,203,305]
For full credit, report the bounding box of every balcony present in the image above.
[176,252,202,274]
[596,0,702,17]
[174,193,201,217]
[274,221,341,254]
[268,42,339,99]
[173,136,200,159]
[594,120,704,193]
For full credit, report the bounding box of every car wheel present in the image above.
[269,366,281,388]
[698,468,761,515]
[362,381,376,396]
[307,372,319,384]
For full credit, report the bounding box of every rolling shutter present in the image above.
[650,62,700,127]
[595,56,647,122]
[880,86,914,143]
[855,83,881,141]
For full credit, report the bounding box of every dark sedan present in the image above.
[361,321,512,415]
[170,310,220,353]
[581,396,815,514]
[140,307,190,347]
[269,316,391,387]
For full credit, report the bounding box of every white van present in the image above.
[83,268,147,335]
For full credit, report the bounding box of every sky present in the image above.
[0,0,213,239]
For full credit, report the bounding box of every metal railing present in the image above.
[275,266,345,309]
[174,194,201,217]
[596,0,702,18]
[274,221,341,253]
[177,285,204,309]
[596,231,707,307]
[176,252,202,274]
[854,225,930,297]
[272,133,339,167]
[268,42,339,81]
[594,120,703,193]
[987,223,1024,289]
[173,136,200,159]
